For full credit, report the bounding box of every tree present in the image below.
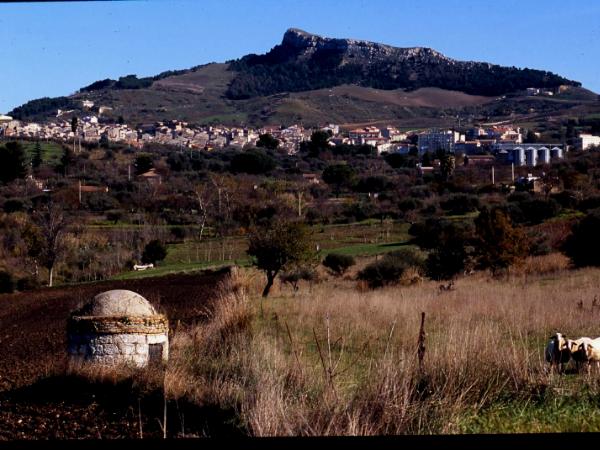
[439,153,456,181]
[71,116,78,153]
[32,142,43,170]
[256,133,279,150]
[134,153,154,175]
[358,249,425,288]
[440,194,480,215]
[323,253,355,276]
[247,220,315,297]
[59,145,76,176]
[322,163,355,197]
[230,149,276,174]
[564,209,600,267]
[99,133,110,149]
[423,221,474,280]
[474,207,529,275]
[31,201,68,287]
[524,130,538,144]
[141,239,167,265]
[0,271,14,294]
[301,130,331,157]
[0,142,28,184]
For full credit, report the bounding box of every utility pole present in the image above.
[491,166,495,185]
[511,162,515,182]
[128,164,131,182]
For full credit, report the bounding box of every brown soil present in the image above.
[0,268,236,439]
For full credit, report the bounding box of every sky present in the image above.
[0,0,599,113]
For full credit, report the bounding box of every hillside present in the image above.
[226,28,578,99]
[9,28,598,128]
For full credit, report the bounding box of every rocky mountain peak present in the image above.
[281,28,451,63]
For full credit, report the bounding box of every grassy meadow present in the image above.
[87,259,600,435]
[113,220,412,280]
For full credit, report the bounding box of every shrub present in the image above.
[16,276,40,291]
[551,190,578,209]
[354,176,394,193]
[357,257,406,289]
[519,253,571,276]
[170,226,187,241]
[0,271,15,294]
[426,241,472,281]
[280,267,317,292]
[528,231,552,256]
[3,198,28,213]
[357,249,425,289]
[439,194,480,215]
[578,195,600,212]
[230,149,276,175]
[398,198,423,212]
[141,240,167,265]
[105,209,125,224]
[322,253,355,276]
[564,209,600,267]
[519,198,561,224]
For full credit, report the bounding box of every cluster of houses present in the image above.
[2,107,600,169]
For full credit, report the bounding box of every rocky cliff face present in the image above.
[280,28,452,64]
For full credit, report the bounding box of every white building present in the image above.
[418,129,463,154]
[578,134,600,151]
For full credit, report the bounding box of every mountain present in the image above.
[9,28,597,128]
[225,28,578,99]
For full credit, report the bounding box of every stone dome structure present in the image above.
[67,290,169,367]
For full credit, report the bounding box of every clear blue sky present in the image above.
[1,0,599,113]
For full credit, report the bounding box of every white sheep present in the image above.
[580,338,600,374]
[545,332,571,373]
[569,337,593,371]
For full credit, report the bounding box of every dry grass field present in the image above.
[157,262,600,435]
[4,259,600,438]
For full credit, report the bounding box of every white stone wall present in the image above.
[68,332,169,367]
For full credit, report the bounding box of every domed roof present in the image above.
[76,289,158,317]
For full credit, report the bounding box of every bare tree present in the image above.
[194,184,209,242]
[32,201,69,287]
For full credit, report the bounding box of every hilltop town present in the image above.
[3,106,600,169]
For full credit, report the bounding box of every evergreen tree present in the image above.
[439,153,456,181]
[32,142,43,170]
[0,142,28,184]
[59,146,76,176]
[322,163,356,197]
[256,133,280,150]
[564,209,600,267]
[141,240,167,265]
[71,116,78,153]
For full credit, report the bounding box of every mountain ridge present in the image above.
[224,28,579,99]
[8,28,594,127]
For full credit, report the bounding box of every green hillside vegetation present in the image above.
[8,30,597,128]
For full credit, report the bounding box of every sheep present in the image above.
[545,332,571,373]
[133,263,154,271]
[580,338,600,375]
[569,337,593,371]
